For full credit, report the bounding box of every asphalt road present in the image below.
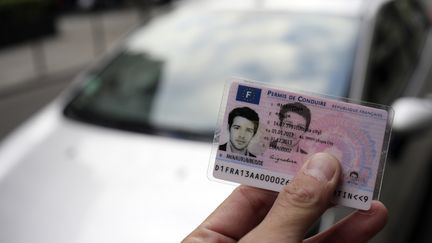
[0,69,79,140]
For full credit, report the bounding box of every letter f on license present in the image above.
[246,91,252,98]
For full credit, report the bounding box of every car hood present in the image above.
[0,104,235,243]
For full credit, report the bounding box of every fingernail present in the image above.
[358,202,377,215]
[358,207,376,215]
[304,153,338,182]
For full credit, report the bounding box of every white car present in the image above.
[1,0,432,242]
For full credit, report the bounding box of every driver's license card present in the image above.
[209,78,393,210]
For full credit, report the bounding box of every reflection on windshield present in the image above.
[74,53,162,122]
[65,7,359,139]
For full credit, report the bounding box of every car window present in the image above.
[65,7,359,139]
[363,0,430,105]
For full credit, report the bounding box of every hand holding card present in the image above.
[209,78,393,210]
[186,153,388,242]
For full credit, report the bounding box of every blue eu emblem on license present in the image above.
[236,85,261,105]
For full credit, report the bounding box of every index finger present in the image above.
[183,185,277,242]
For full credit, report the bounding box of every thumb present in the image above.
[240,153,341,243]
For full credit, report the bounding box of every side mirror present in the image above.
[389,97,432,160]
[392,97,432,134]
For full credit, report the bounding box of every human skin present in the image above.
[183,153,387,243]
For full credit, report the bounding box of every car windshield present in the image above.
[64,6,359,140]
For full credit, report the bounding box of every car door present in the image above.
[322,1,432,242]
[363,0,432,242]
